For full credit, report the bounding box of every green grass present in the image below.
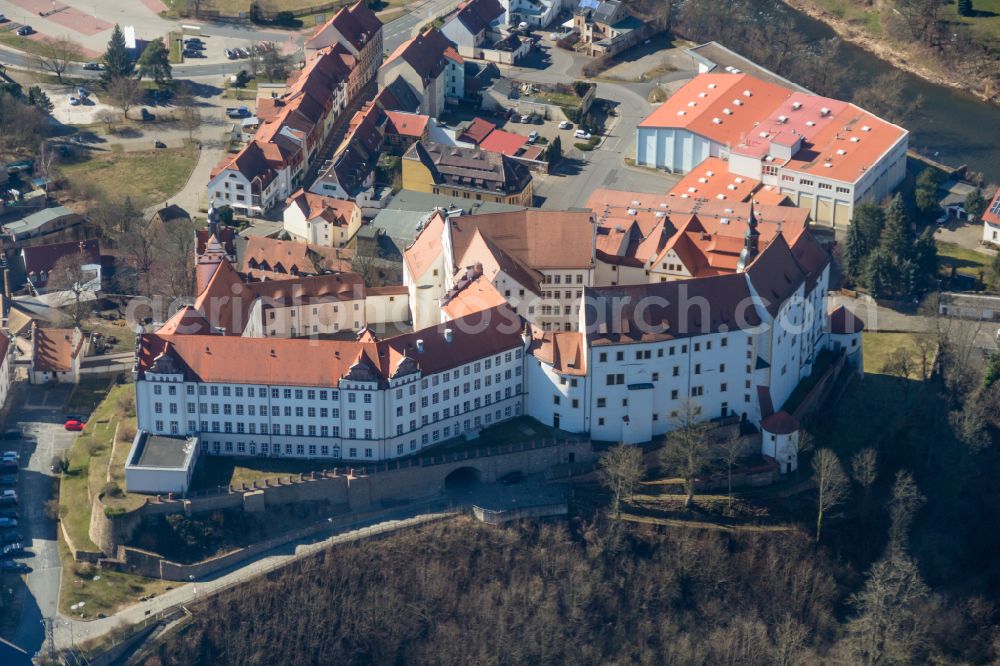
[58,540,174,618]
[538,91,582,109]
[0,33,56,58]
[862,332,931,378]
[59,143,199,210]
[936,241,997,290]
[66,377,115,416]
[190,456,338,491]
[59,384,138,554]
[954,0,1000,49]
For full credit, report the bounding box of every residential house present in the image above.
[982,189,1000,245]
[305,1,383,101]
[441,0,505,57]
[284,189,362,248]
[573,0,647,56]
[384,110,430,154]
[242,236,354,280]
[2,207,84,246]
[21,239,101,296]
[30,324,84,384]
[378,28,464,116]
[401,141,534,206]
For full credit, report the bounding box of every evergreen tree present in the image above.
[26,85,52,112]
[964,188,987,221]
[865,251,894,299]
[101,24,134,85]
[845,204,886,282]
[880,193,914,261]
[137,38,172,85]
[914,168,943,216]
[913,227,939,291]
[983,349,1000,390]
[957,0,973,16]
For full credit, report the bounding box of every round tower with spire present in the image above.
[736,201,760,273]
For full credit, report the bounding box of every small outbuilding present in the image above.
[124,430,200,495]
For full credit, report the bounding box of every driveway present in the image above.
[1,384,78,663]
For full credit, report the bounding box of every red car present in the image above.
[64,420,85,432]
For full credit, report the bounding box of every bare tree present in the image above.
[659,401,711,507]
[96,109,120,135]
[851,447,878,520]
[35,141,58,195]
[718,431,744,514]
[847,549,930,666]
[174,85,201,142]
[261,45,290,83]
[812,448,848,543]
[795,429,814,483]
[106,75,141,118]
[598,443,644,519]
[47,251,94,328]
[155,216,199,299]
[33,36,84,84]
[887,470,925,551]
[882,348,914,402]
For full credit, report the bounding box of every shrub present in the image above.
[85,439,103,456]
[274,11,296,26]
[572,80,591,97]
[104,506,126,518]
[73,562,96,579]
[119,424,137,442]
[117,393,136,418]
[102,482,123,498]
[574,142,594,151]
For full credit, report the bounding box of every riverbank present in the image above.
[780,0,998,105]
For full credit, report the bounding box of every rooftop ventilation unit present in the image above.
[688,101,697,107]
[836,149,847,155]
[806,121,816,127]
[698,92,708,98]
[733,99,743,106]
[627,208,637,215]
[820,107,830,116]
[706,170,715,176]
[759,131,769,138]
[677,110,686,116]
[727,184,737,190]
[444,328,454,343]
[792,101,802,110]
[687,187,697,193]
[743,89,752,97]
[712,117,722,124]
[720,217,730,224]
[655,211,665,217]
[850,136,860,143]
[698,177,708,183]
[716,194,726,200]
[708,83,717,89]
[416,339,425,352]
[861,125,871,132]
[631,200,641,206]
[778,115,788,123]
[680,193,690,198]
[734,178,744,183]
[723,108,732,115]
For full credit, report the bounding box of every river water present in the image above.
[763,0,1000,179]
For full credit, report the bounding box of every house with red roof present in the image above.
[636,72,908,228]
[305,1,383,100]
[283,189,362,248]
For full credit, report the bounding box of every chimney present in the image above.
[444,328,453,343]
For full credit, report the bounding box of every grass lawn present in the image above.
[539,91,582,109]
[955,0,1000,49]
[936,241,997,290]
[190,456,337,491]
[58,539,174,619]
[83,317,137,354]
[378,8,408,23]
[58,384,139,554]
[0,33,56,58]
[66,377,115,416]
[862,331,932,378]
[58,143,199,210]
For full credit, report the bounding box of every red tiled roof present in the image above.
[22,239,100,277]
[982,189,1000,227]
[385,110,429,138]
[196,226,236,256]
[458,117,496,144]
[761,410,799,435]
[33,327,82,373]
[529,329,587,376]
[286,189,358,227]
[242,236,353,277]
[479,129,528,156]
[441,273,507,319]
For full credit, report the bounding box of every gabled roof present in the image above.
[745,233,806,316]
[307,1,381,51]
[441,272,508,319]
[981,189,1000,227]
[384,28,453,81]
[529,329,587,376]
[447,209,595,271]
[403,141,532,195]
[242,236,353,277]
[286,189,358,226]
[138,304,523,388]
[451,0,505,35]
[196,226,237,257]
[33,327,82,373]
[22,240,100,277]
[458,117,497,144]
[211,141,276,186]
[158,306,214,336]
[385,110,430,138]
[479,129,528,156]
[403,210,446,279]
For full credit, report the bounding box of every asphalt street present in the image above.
[2,384,77,663]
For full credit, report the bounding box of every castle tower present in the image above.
[736,202,760,273]
[196,233,227,296]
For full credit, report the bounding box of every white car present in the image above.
[528,131,539,143]
[68,96,81,106]
[558,120,572,129]
[574,129,592,140]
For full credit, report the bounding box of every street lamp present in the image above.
[189,574,196,599]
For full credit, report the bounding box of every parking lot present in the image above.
[2,384,85,657]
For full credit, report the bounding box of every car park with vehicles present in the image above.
[0,530,21,544]
[0,490,16,505]
[0,560,28,573]
[0,517,16,528]
[0,475,16,487]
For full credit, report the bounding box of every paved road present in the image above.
[1,384,79,663]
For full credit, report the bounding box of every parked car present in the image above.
[528,131,539,143]
[0,14,7,22]
[0,490,16,506]
[2,429,19,441]
[558,120,572,129]
[520,114,531,123]
[182,49,205,58]
[0,510,16,520]
[77,87,90,98]
[0,530,22,544]
[226,106,251,119]
[499,470,525,485]
[16,26,33,36]
[0,475,16,487]
[574,129,592,140]
[225,48,237,60]
[64,420,85,432]
[0,560,28,573]
[68,96,81,106]
[82,62,104,71]
[1,542,22,557]
[0,518,16,529]
[184,38,203,46]
[235,47,249,58]
[1,452,18,464]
